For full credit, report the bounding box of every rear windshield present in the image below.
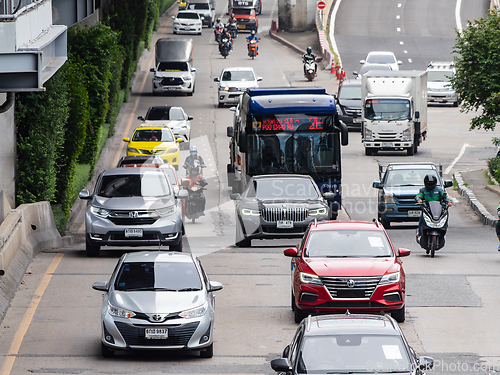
[146,107,186,121]
[187,3,210,9]
[97,172,171,198]
[158,61,189,71]
[221,70,255,81]
[232,8,253,15]
[178,12,200,19]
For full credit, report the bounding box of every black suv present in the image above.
[271,314,434,375]
[334,79,362,130]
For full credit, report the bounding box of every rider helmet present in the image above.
[190,145,198,156]
[306,46,312,54]
[251,30,256,35]
[216,18,220,22]
[424,174,438,190]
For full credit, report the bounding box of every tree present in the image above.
[451,9,500,130]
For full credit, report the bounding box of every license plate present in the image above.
[145,328,168,339]
[238,24,246,29]
[353,118,361,123]
[382,142,392,147]
[277,220,294,229]
[125,228,143,237]
[408,210,421,217]
[167,87,179,90]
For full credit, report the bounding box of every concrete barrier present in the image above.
[0,201,70,323]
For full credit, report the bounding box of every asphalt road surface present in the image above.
[1,0,500,374]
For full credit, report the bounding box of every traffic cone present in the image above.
[341,69,346,82]
[330,63,336,75]
[336,66,341,80]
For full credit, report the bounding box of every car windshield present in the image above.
[367,53,396,64]
[339,85,361,100]
[385,169,440,187]
[304,230,393,257]
[427,71,453,82]
[132,128,174,142]
[157,61,189,72]
[97,172,171,197]
[221,70,255,81]
[145,107,186,121]
[246,178,319,200]
[359,64,391,75]
[297,335,411,373]
[178,12,199,18]
[114,261,202,291]
[187,3,209,9]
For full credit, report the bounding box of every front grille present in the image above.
[115,321,199,347]
[107,210,157,226]
[227,87,240,92]
[261,207,308,222]
[108,217,157,225]
[109,232,161,241]
[345,108,361,116]
[395,196,418,205]
[320,276,381,299]
[376,133,398,139]
[161,77,184,86]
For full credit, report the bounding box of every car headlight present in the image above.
[336,104,343,114]
[128,147,139,153]
[156,205,176,217]
[90,205,111,218]
[309,207,327,216]
[167,147,178,154]
[379,271,400,285]
[402,127,411,141]
[224,87,230,92]
[241,208,260,216]
[108,303,136,318]
[178,301,207,319]
[184,76,192,81]
[364,128,373,141]
[174,21,180,25]
[384,194,395,204]
[300,272,323,286]
[152,149,166,155]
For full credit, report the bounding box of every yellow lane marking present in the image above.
[0,253,64,375]
[113,18,172,167]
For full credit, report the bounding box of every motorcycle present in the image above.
[304,59,316,81]
[248,39,258,59]
[182,159,207,223]
[220,37,231,58]
[228,22,238,39]
[416,200,449,257]
[214,25,223,43]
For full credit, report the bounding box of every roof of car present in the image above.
[134,125,176,132]
[340,79,361,87]
[122,251,195,263]
[310,220,385,232]
[252,174,314,181]
[304,314,401,336]
[387,163,438,170]
[101,167,166,176]
[222,67,255,72]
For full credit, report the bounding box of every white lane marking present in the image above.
[450,196,459,203]
[408,58,413,63]
[397,27,401,32]
[404,50,408,54]
[456,0,463,32]
[398,3,402,7]
[445,143,471,175]
[400,41,404,45]
[396,15,400,19]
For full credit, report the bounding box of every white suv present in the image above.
[214,67,262,107]
[426,61,458,107]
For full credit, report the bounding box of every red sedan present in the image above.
[285,220,410,323]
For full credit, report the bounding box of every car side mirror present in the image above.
[150,68,156,72]
[208,281,223,292]
[283,248,299,257]
[177,189,189,199]
[171,15,175,19]
[188,116,194,120]
[181,179,190,187]
[214,77,219,82]
[177,138,184,143]
[397,60,402,65]
[229,106,237,112]
[230,193,241,200]
[123,137,130,142]
[191,67,197,72]
[353,71,359,76]
[271,358,292,373]
[322,191,335,199]
[359,60,366,64]
[227,126,234,138]
[137,116,145,121]
[415,111,420,119]
[444,180,453,188]
[397,248,411,257]
[418,356,434,370]
[373,181,382,189]
[79,190,92,200]
[92,281,108,292]
[257,77,263,81]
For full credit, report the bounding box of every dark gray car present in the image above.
[335,79,362,130]
[79,168,187,256]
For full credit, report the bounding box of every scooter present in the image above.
[304,60,316,81]
[228,22,238,39]
[214,25,223,43]
[220,37,231,58]
[182,160,207,223]
[248,39,258,59]
[416,201,449,257]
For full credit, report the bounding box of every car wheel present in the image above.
[381,218,391,228]
[294,305,308,323]
[101,343,114,358]
[174,164,179,171]
[453,100,459,107]
[406,146,414,156]
[235,218,251,247]
[391,305,405,323]
[86,238,100,257]
[169,237,183,251]
[218,102,224,108]
[200,343,213,358]
[291,291,296,311]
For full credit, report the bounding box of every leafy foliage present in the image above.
[451,10,500,130]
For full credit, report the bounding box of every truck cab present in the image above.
[229,6,258,32]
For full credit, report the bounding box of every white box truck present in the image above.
[361,70,427,156]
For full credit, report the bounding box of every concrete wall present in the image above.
[0,93,16,218]
[0,201,69,323]
[278,0,316,31]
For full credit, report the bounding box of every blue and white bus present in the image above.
[227,87,348,219]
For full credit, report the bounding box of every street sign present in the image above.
[317,1,326,9]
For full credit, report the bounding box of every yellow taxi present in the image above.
[123,126,183,170]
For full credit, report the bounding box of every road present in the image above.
[1,0,500,374]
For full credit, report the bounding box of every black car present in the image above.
[271,314,434,375]
[334,79,362,130]
[230,175,333,247]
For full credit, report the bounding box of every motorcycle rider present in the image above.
[302,46,317,77]
[213,18,224,38]
[183,146,207,215]
[228,14,238,37]
[246,30,259,52]
[183,146,206,174]
[219,27,233,52]
[415,174,452,242]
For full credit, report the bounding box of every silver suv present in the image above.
[79,168,187,256]
[426,61,458,107]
